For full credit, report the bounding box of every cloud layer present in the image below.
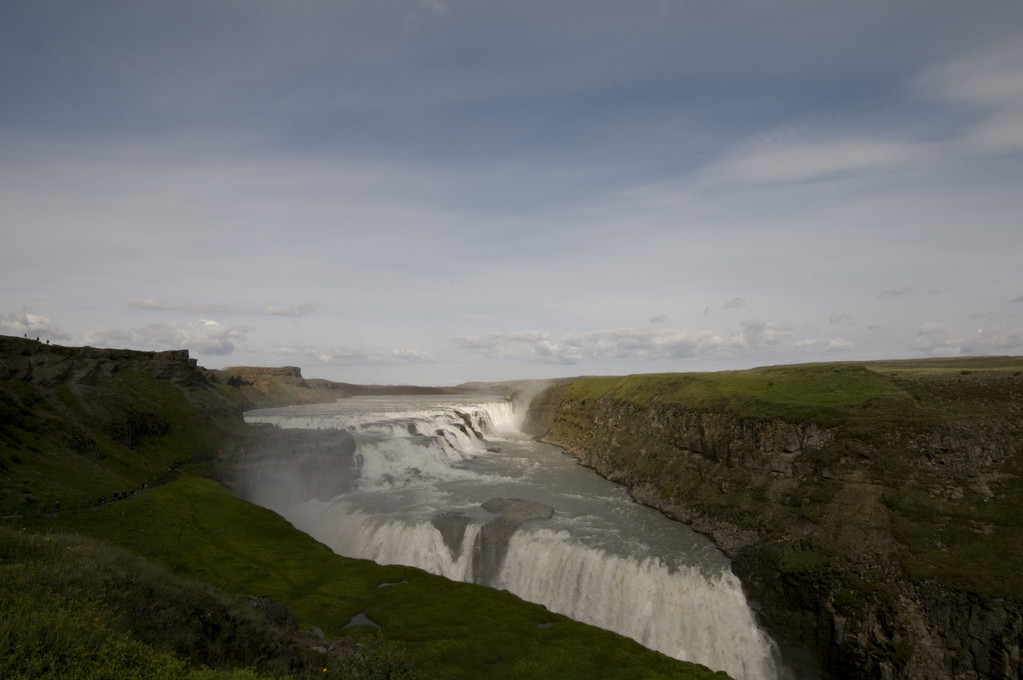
[2,2,1022,384]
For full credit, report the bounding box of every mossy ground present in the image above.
[18,477,725,680]
[561,363,916,424]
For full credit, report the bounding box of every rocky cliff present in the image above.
[0,335,204,387]
[525,362,1023,679]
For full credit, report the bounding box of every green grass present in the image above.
[27,477,726,680]
[0,361,256,515]
[563,364,920,427]
[2,525,316,680]
[882,473,1023,599]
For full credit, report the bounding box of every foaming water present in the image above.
[243,395,785,680]
[499,528,778,680]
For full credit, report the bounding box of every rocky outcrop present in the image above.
[0,335,203,387]
[212,365,349,409]
[431,498,554,587]
[528,368,1023,680]
[475,498,554,586]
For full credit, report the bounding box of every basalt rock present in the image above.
[431,498,554,587]
[0,335,204,388]
[529,369,1023,680]
[475,498,555,585]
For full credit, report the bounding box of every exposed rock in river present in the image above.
[432,498,555,587]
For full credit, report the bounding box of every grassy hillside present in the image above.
[1,521,376,680]
[0,341,245,514]
[558,363,918,426]
[210,366,465,412]
[0,336,725,680]
[22,477,721,680]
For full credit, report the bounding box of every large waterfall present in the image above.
[242,395,785,680]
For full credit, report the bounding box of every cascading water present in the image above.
[241,395,787,680]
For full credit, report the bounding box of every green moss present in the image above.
[563,364,920,427]
[885,482,1023,599]
[35,478,724,680]
[1,526,318,680]
[777,549,830,574]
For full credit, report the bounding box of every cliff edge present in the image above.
[526,360,1023,680]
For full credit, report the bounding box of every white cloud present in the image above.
[453,322,792,365]
[126,297,319,318]
[3,5,1022,385]
[260,303,320,317]
[272,345,436,367]
[419,0,449,16]
[0,310,70,341]
[912,322,1023,355]
[126,298,232,314]
[81,319,250,356]
[962,109,1023,154]
[391,348,437,363]
[708,139,927,184]
[827,338,856,351]
[915,42,1023,153]
[829,312,852,325]
[739,320,792,348]
[405,0,449,27]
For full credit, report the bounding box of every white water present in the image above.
[244,395,784,680]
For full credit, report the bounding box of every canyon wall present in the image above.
[525,365,1023,679]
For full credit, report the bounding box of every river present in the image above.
[242,394,785,680]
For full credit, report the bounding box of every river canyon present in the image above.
[237,395,793,680]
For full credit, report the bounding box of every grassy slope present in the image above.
[2,523,299,680]
[1,370,240,515]
[30,477,721,680]
[560,363,925,428]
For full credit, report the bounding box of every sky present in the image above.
[2,1,1022,385]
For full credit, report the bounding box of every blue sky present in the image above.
[3,1,1022,385]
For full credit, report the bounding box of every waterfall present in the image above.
[499,528,779,680]
[243,395,786,680]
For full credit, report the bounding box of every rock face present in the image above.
[475,498,554,586]
[526,369,1023,680]
[431,498,554,587]
[0,335,203,387]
